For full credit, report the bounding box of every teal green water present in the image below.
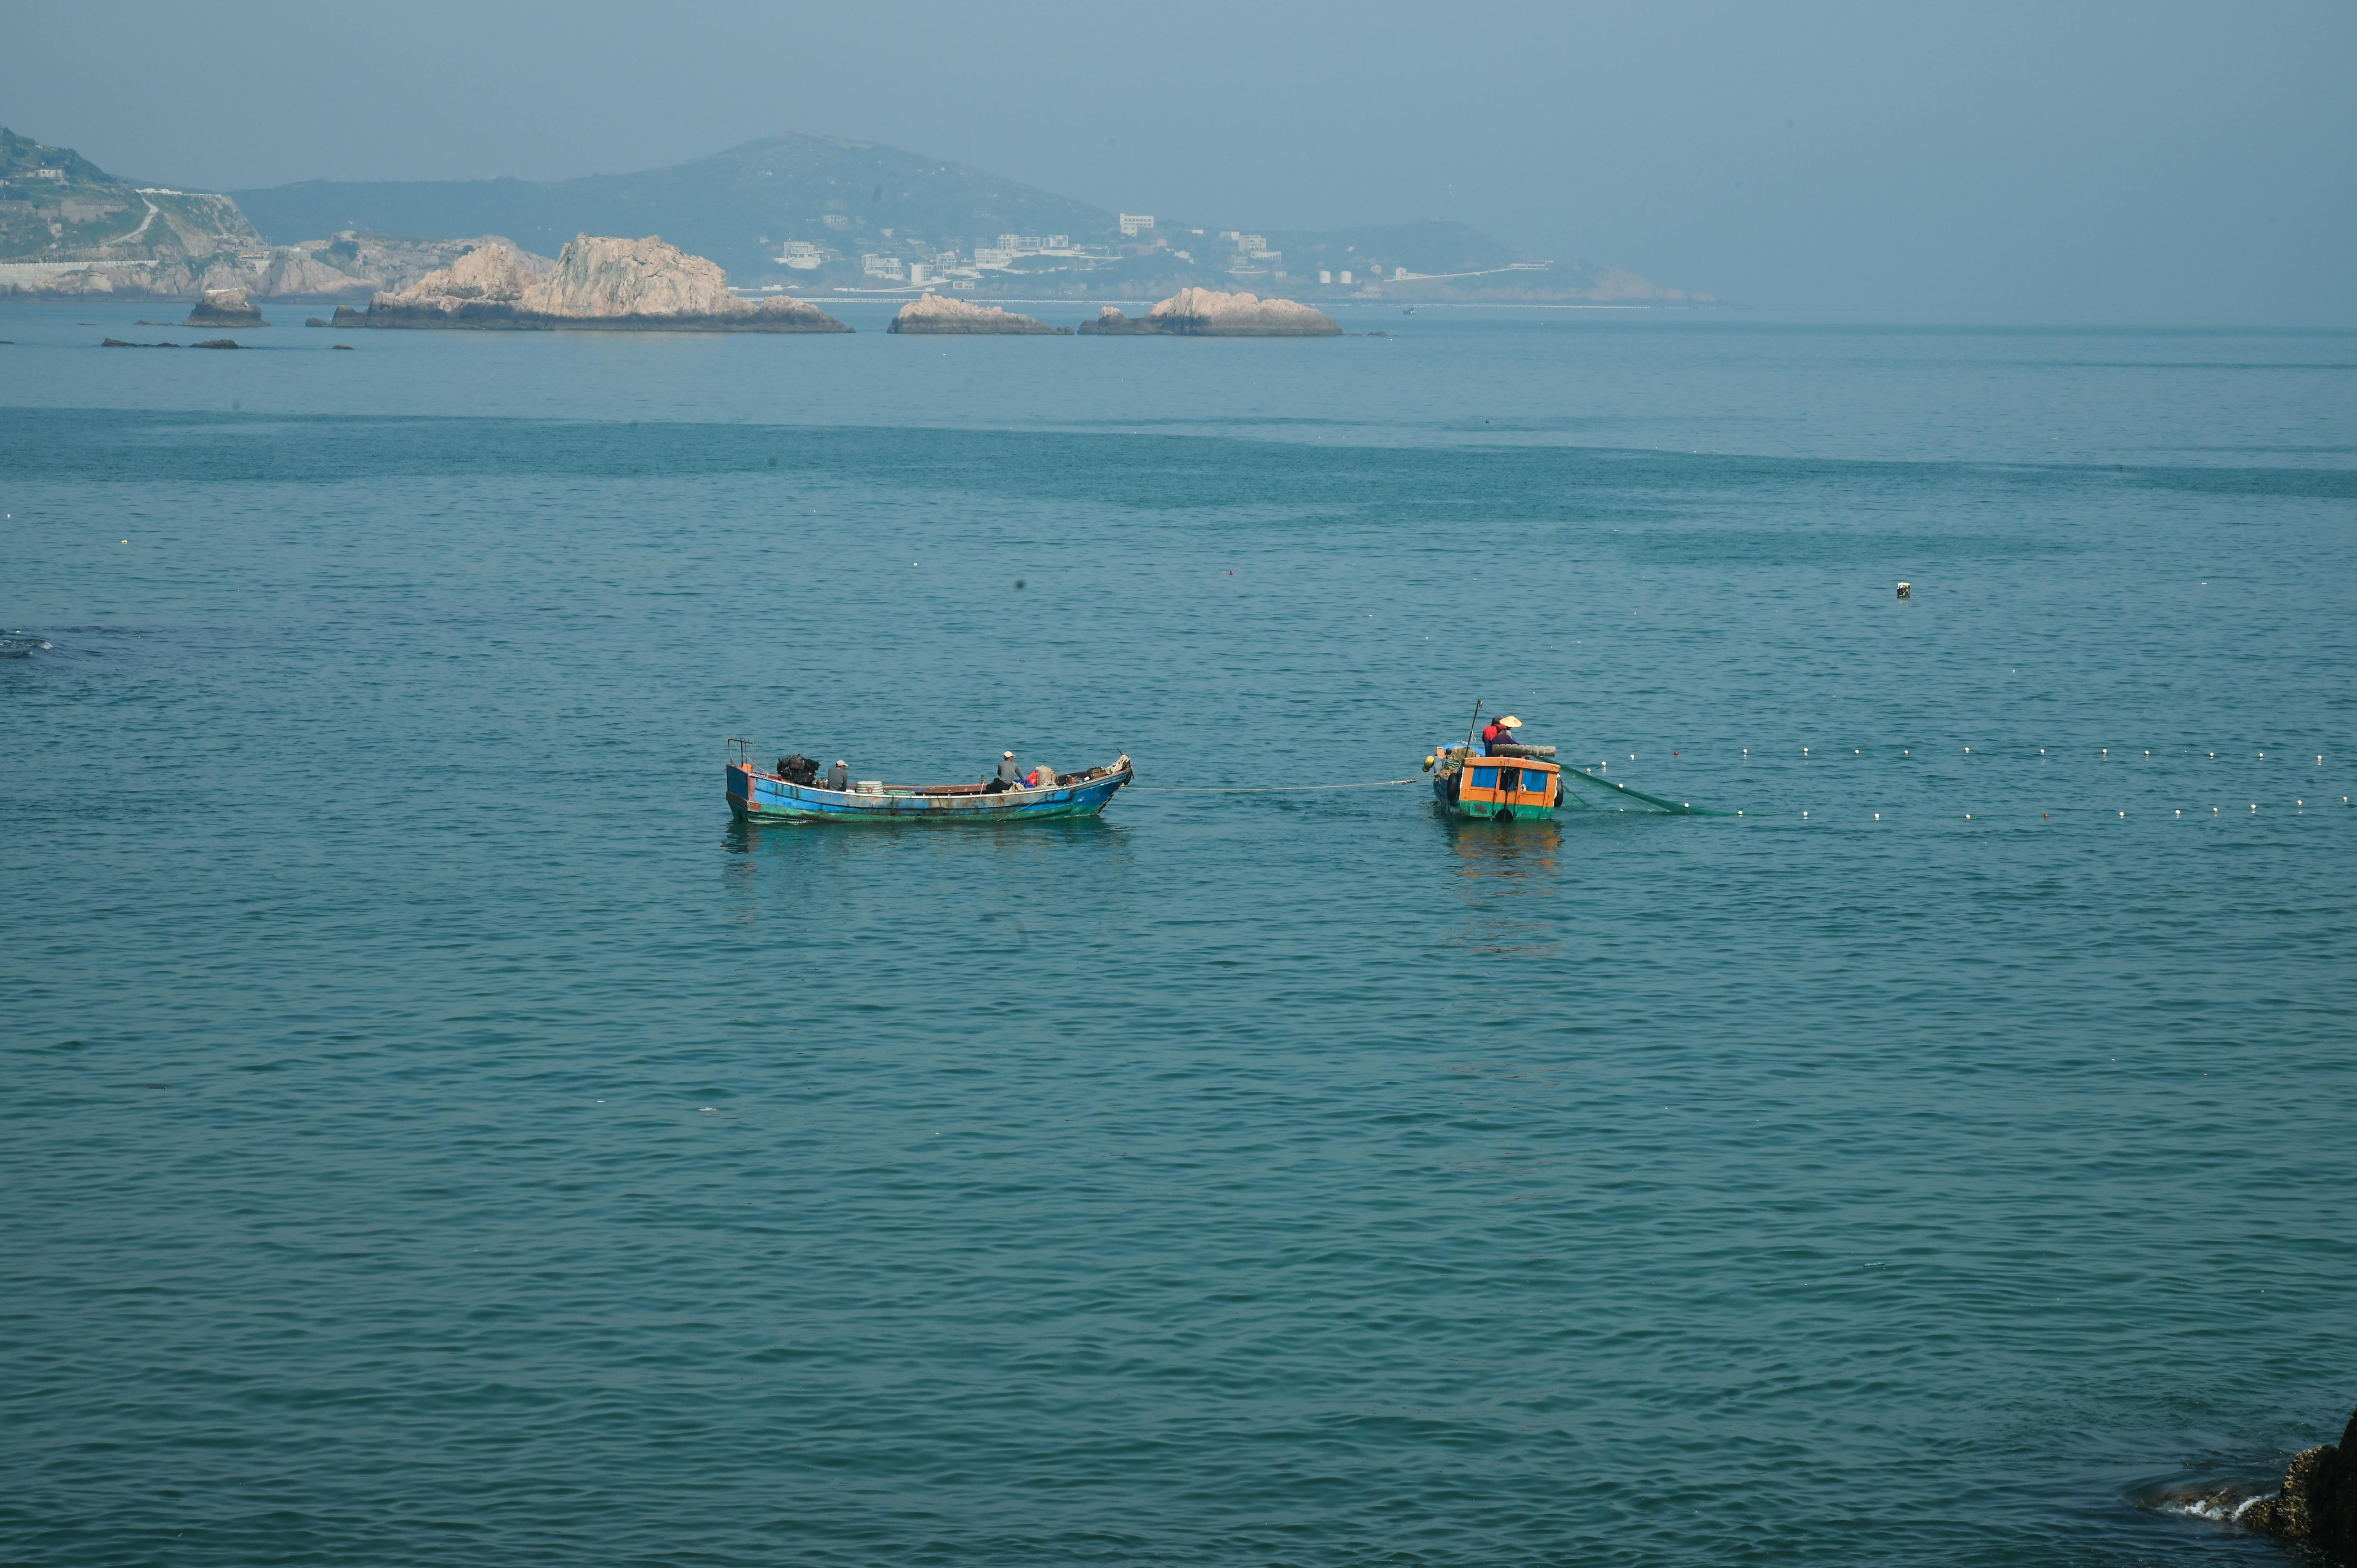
[4,303,2354,1566]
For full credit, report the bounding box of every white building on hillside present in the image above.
[1119,213,1154,236]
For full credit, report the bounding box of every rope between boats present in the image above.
[1129,778,1424,793]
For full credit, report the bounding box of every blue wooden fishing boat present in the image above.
[726,740,1133,823]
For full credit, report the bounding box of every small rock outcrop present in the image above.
[1078,288,1341,337]
[887,294,1067,335]
[306,317,332,327]
[334,235,850,332]
[183,289,268,328]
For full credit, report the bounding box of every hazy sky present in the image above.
[7,0,2353,322]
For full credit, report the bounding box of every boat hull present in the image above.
[1432,751,1562,821]
[1433,774,1558,821]
[728,761,1131,823]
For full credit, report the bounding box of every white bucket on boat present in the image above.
[857,780,883,795]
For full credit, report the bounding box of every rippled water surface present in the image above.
[4,301,2355,1566]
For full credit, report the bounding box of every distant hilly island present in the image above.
[4,124,1707,305]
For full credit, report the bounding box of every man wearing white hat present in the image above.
[987,749,1024,792]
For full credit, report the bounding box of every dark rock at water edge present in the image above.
[102,337,178,348]
[330,300,851,333]
[306,317,332,327]
[331,343,353,349]
[191,339,241,349]
[2191,1405,2357,1561]
[2247,1405,2357,1560]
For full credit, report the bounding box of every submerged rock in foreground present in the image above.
[887,293,1067,335]
[1078,287,1340,337]
[334,235,850,332]
[183,288,268,328]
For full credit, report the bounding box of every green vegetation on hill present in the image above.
[0,126,258,264]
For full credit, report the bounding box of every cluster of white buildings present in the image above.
[793,230,1113,289]
[766,207,1430,292]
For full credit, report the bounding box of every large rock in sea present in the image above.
[1077,288,1340,337]
[332,235,850,332]
[887,293,1067,335]
[183,288,268,328]
[2176,1404,2357,1560]
[2241,1404,2357,1560]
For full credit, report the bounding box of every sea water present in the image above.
[4,301,2353,1566]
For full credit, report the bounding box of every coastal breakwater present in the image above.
[1079,288,1341,337]
[334,234,849,332]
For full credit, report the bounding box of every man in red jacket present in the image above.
[1482,715,1524,756]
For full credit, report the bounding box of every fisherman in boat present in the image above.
[826,759,849,791]
[1483,715,1525,755]
[986,750,1024,793]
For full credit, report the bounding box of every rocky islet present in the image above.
[1078,287,1342,336]
[887,293,1067,334]
[182,288,267,328]
[334,234,849,332]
